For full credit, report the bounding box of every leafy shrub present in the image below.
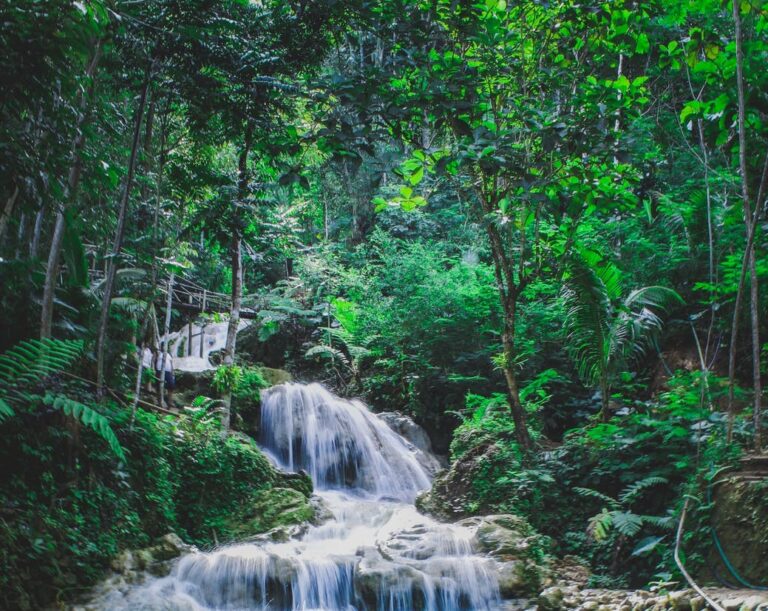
[0,386,303,610]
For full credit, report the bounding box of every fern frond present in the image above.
[574,487,619,508]
[611,511,644,537]
[44,393,126,461]
[587,508,613,541]
[0,398,14,421]
[619,476,667,504]
[304,345,349,365]
[640,514,675,530]
[0,339,84,396]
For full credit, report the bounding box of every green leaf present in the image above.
[409,166,424,186]
[632,536,666,557]
[635,33,650,54]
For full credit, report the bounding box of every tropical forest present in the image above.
[1,0,767,609]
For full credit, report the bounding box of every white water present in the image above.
[164,320,250,373]
[87,384,505,610]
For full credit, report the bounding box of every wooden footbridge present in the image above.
[89,269,261,319]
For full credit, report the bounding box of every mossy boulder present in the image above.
[260,368,292,386]
[455,514,552,597]
[231,487,315,537]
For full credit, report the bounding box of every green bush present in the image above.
[0,387,308,610]
[433,371,745,587]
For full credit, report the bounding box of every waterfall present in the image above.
[259,383,432,500]
[89,383,504,610]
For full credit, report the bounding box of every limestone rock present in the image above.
[378,411,445,473]
[232,486,315,537]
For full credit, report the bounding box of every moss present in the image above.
[232,487,315,535]
[708,477,768,585]
[260,367,293,387]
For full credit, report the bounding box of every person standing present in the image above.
[159,351,175,407]
[154,349,174,407]
[141,346,155,392]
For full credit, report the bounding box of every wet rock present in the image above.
[416,441,499,521]
[538,586,566,610]
[109,532,195,578]
[455,514,550,596]
[354,546,426,608]
[378,411,446,473]
[232,487,315,537]
[494,558,533,598]
[309,494,335,525]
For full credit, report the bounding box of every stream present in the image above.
[83,383,514,610]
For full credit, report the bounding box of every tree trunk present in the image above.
[0,185,20,249]
[485,222,533,451]
[40,42,102,339]
[158,274,174,408]
[29,204,46,259]
[600,378,610,422]
[95,64,152,393]
[221,238,242,432]
[727,0,763,447]
[749,250,762,449]
[220,125,252,431]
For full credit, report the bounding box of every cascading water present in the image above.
[87,383,507,610]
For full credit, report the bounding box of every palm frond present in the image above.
[624,286,683,311]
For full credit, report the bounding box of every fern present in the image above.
[0,339,125,462]
[580,477,671,546]
[611,511,644,537]
[574,487,619,508]
[588,508,613,541]
[305,344,349,365]
[618,476,667,504]
[43,394,126,461]
[0,338,84,396]
[0,398,14,422]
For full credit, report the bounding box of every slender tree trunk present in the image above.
[485,220,533,451]
[500,313,533,450]
[29,204,46,259]
[221,124,252,431]
[15,211,27,260]
[0,185,20,248]
[748,250,762,449]
[158,274,174,407]
[727,1,763,448]
[221,239,242,431]
[40,42,102,339]
[131,311,152,424]
[95,63,152,394]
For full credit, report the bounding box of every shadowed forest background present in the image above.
[0,0,767,608]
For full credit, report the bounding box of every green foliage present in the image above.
[0,395,309,609]
[232,367,269,402]
[212,364,243,394]
[0,339,125,460]
[43,393,125,461]
[562,248,682,418]
[575,477,672,542]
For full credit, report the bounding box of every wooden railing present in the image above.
[88,269,260,318]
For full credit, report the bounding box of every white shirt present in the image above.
[142,348,153,368]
